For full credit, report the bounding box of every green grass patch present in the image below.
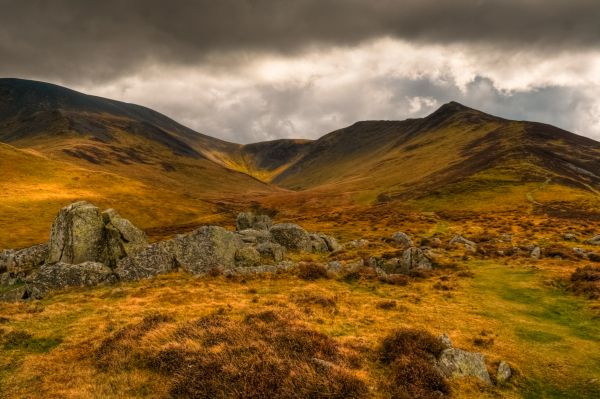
[2,330,62,353]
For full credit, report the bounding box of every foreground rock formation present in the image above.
[0,202,342,300]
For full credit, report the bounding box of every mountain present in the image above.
[1,78,599,247]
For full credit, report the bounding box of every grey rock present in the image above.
[236,212,272,231]
[270,223,312,251]
[401,247,432,273]
[102,209,148,263]
[326,261,342,272]
[496,361,512,384]
[449,235,477,248]
[256,242,286,262]
[573,247,587,258]
[318,234,342,252]
[585,235,600,245]
[173,226,243,274]
[392,232,413,247]
[309,233,329,252]
[115,241,178,281]
[235,246,262,267]
[563,233,578,242]
[1,244,48,277]
[530,246,541,259]
[381,257,402,274]
[0,285,28,302]
[236,229,271,244]
[26,261,117,299]
[438,334,453,349]
[437,348,492,385]
[47,201,108,265]
[346,239,369,249]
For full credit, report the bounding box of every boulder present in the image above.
[318,234,342,252]
[236,212,272,231]
[0,285,28,302]
[400,247,432,273]
[235,246,261,267]
[392,232,413,247]
[236,229,272,244]
[437,348,492,385]
[26,261,116,299]
[47,201,108,265]
[496,361,512,384]
[256,242,286,262]
[586,235,600,245]
[1,244,49,277]
[102,209,148,263]
[270,223,312,252]
[309,233,329,252]
[173,226,243,274]
[114,241,178,281]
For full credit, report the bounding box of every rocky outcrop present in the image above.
[236,229,272,244]
[47,201,108,265]
[102,208,148,264]
[401,247,432,273]
[1,244,48,276]
[173,226,243,274]
[26,262,117,299]
[270,223,312,252]
[236,212,272,231]
[392,232,413,247]
[235,246,261,267]
[256,242,286,262]
[114,241,178,281]
[437,348,492,385]
[46,201,147,267]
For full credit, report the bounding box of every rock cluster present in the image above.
[0,202,342,300]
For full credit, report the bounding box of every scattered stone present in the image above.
[26,261,117,299]
[449,235,477,248]
[401,247,432,273]
[173,226,243,274]
[318,234,342,252]
[235,212,272,231]
[586,235,600,245]
[235,246,261,267]
[530,246,541,259]
[437,348,492,385]
[573,248,587,258]
[270,223,312,252]
[563,233,578,242]
[255,242,286,262]
[499,233,513,243]
[392,232,413,247]
[115,241,178,281]
[496,361,512,384]
[308,233,329,252]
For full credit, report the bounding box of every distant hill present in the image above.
[1,78,599,247]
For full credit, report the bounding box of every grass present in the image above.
[0,256,598,398]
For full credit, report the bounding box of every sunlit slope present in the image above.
[269,102,600,209]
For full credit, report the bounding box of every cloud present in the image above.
[1,0,600,83]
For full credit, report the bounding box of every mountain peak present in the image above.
[432,101,471,116]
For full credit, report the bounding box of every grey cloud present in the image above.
[1,0,600,83]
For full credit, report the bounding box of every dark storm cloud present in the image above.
[1,0,599,82]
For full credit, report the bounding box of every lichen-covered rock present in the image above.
[270,223,312,252]
[1,244,49,277]
[449,235,477,248]
[236,229,272,244]
[381,257,402,274]
[496,361,512,384]
[401,247,432,273]
[437,348,492,385]
[392,232,413,247]
[309,233,329,252]
[173,226,243,274]
[47,201,108,265]
[318,234,342,252]
[255,242,286,262]
[0,285,28,302]
[26,261,117,299]
[102,209,148,263]
[114,241,178,281]
[236,212,272,231]
[235,246,261,267]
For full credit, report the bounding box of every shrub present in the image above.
[570,265,600,299]
[375,300,397,310]
[378,329,449,398]
[297,262,329,280]
[379,274,409,286]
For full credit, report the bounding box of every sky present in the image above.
[1,0,600,143]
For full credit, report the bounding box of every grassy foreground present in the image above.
[0,258,598,398]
